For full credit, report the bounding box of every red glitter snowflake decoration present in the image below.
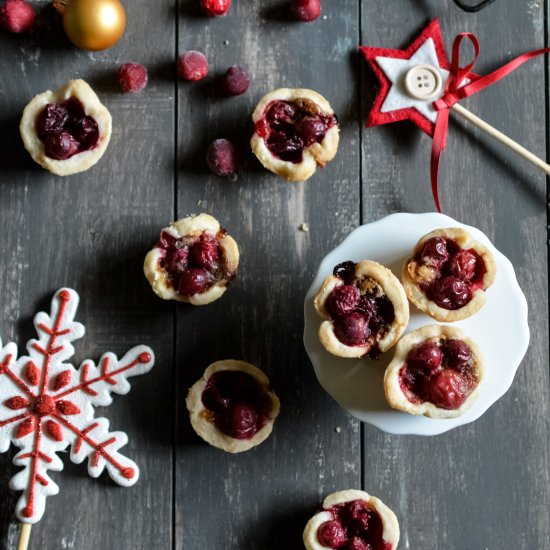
[0,288,155,524]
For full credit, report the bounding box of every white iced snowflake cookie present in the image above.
[402,228,496,322]
[143,213,239,305]
[20,79,112,176]
[0,288,154,523]
[384,325,484,419]
[250,88,339,182]
[186,360,280,453]
[314,260,409,359]
[303,489,400,550]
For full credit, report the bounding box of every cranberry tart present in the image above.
[303,489,400,550]
[384,325,484,419]
[250,88,339,182]
[314,261,409,359]
[20,79,111,176]
[143,213,239,305]
[186,360,280,453]
[402,228,496,322]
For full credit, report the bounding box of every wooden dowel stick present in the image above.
[17,523,31,550]
[451,102,550,175]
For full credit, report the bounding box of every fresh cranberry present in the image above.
[165,246,189,275]
[0,0,35,33]
[118,63,148,93]
[448,249,478,282]
[407,342,443,374]
[177,51,209,81]
[334,313,369,346]
[290,0,321,22]
[333,261,355,283]
[69,116,99,150]
[317,520,347,548]
[177,268,211,295]
[419,237,449,271]
[296,117,329,147]
[190,235,219,270]
[326,285,360,317]
[44,132,79,160]
[225,403,258,439]
[441,339,473,373]
[37,104,69,140]
[423,369,467,409]
[427,276,471,310]
[266,101,296,125]
[200,0,231,17]
[206,138,240,176]
[348,538,371,550]
[221,65,250,96]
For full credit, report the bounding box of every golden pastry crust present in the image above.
[303,489,400,550]
[186,360,280,453]
[402,228,496,322]
[143,213,239,305]
[314,260,409,358]
[250,88,339,182]
[384,325,484,419]
[19,79,112,176]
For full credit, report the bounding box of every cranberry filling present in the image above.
[255,99,336,164]
[326,262,395,356]
[157,230,233,296]
[36,97,99,160]
[201,370,273,440]
[399,338,477,409]
[317,499,393,550]
[415,237,486,310]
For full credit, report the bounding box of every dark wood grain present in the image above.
[361,1,550,548]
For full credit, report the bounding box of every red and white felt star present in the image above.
[360,19,475,137]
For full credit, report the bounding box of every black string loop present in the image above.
[453,0,496,12]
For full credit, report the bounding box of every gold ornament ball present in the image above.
[62,0,126,51]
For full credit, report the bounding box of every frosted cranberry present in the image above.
[177,268,210,295]
[200,0,231,17]
[37,104,69,139]
[44,132,79,160]
[317,520,347,548]
[441,339,473,372]
[348,538,371,550]
[0,0,35,33]
[177,51,209,81]
[334,313,369,346]
[118,63,148,93]
[165,246,189,275]
[408,342,442,374]
[206,138,239,176]
[427,276,471,310]
[420,237,449,270]
[221,66,250,96]
[290,0,321,22]
[225,403,258,439]
[190,236,219,270]
[69,116,99,150]
[266,101,295,125]
[296,117,329,147]
[448,249,478,282]
[326,285,360,317]
[333,261,355,283]
[424,369,467,409]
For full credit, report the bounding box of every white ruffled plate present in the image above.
[303,212,529,435]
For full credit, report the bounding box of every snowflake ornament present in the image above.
[0,288,155,524]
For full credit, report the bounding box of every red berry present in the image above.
[334,313,369,346]
[118,63,148,93]
[419,236,449,270]
[44,132,79,160]
[326,285,360,317]
[177,268,211,295]
[290,0,321,22]
[221,65,250,96]
[200,0,231,17]
[448,249,478,282]
[224,403,258,439]
[407,342,443,374]
[206,138,239,176]
[423,369,467,409]
[0,0,36,33]
[441,339,473,373]
[427,276,471,310]
[177,51,209,81]
[190,235,219,270]
[317,520,347,548]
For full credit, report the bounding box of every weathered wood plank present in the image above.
[361,1,549,548]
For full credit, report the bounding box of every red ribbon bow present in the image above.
[430,33,550,212]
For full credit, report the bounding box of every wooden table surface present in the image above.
[1,0,549,548]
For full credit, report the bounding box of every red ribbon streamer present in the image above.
[430,33,550,212]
